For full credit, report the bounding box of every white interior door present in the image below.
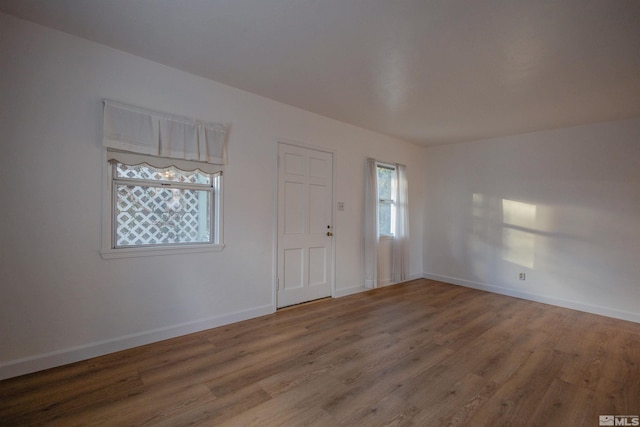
[277,143,333,308]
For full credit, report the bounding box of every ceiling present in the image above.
[2,0,640,146]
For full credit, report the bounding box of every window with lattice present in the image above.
[110,161,220,248]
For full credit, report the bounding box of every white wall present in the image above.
[423,118,640,323]
[0,13,425,379]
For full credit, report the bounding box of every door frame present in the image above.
[272,138,337,309]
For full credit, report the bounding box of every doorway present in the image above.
[276,142,334,308]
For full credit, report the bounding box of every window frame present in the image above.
[100,150,224,259]
[377,163,397,238]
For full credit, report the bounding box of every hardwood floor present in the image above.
[1,279,639,426]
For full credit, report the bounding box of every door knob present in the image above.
[327,231,333,236]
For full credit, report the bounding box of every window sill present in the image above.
[100,244,225,259]
[379,235,394,241]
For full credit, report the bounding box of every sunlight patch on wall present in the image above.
[502,199,537,269]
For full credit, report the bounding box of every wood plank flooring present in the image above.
[1,279,639,426]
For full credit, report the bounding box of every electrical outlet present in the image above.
[518,272,526,280]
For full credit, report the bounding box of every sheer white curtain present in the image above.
[364,158,379,288]
[392,164,410,283]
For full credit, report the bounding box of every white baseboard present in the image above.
[334,285,367,298]
[423,272,640,324]
[0,304,274,381]
[334,274,425,299]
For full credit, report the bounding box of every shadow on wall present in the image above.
[479,196,537,269]
[465,193,596,285]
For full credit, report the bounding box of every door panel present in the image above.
[277,143,333,308]
[309,156,329,178]
[309,184,327,233]
[284,182,305,234]
[284,152,305,176]
[308,247,327,286]
[283,248,304,290]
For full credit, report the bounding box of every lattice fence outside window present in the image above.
[111,162,215,247]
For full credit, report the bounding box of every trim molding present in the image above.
[335,273,424,298]
[0,304,274,381]
[334,285,367,298]
[423,272,640,324]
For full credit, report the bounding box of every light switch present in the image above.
[337,201,345,211]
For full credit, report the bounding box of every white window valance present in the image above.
[103,100,228,164]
